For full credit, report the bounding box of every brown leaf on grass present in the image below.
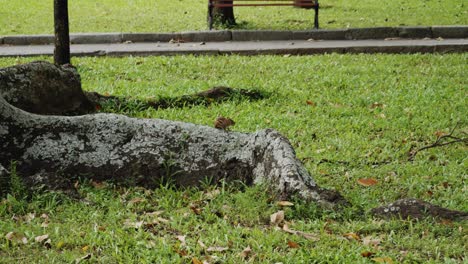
[277,201,294,207]
[439,219,453,226]
[283,224,320,241]
[370,102,385,109]
[144,211,164,217]
[123,219,144,229]
[343,232,361,241]
[306,100,316,106]
[34,234,49,243]
[207,246,229,252]
[287,240,300,248]
[82,245,89,252]
[357,178,378,187]
[40,213,49,220]
[128,197,145,205]
[434,130,448,138]
[270,210,285,225]
[361,251,374,258]
[362,236,381,247]
[75,254,92,264]
[372,257,394,263]
[239,246,252,259]
[176,235,186,247]
[204,189,221,200]
[176,249,188,256]
[192,258,203,264]
[25,213,35,223]
[190,204,203,215]
[198,240,206,249]
[5,232,28,244]
[375,113,386,119]
[90,180,106,189]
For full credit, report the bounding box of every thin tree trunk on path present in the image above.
[54,0,70,65]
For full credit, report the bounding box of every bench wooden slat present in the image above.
[214,4,316,7]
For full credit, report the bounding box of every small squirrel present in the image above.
[214,116,235,130]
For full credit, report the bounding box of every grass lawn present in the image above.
[0,0,467,35]
[0,53,467,263]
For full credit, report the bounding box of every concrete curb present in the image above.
[1,26,466,45]
[1,39,466,57]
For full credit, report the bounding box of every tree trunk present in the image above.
[211,1,236,26]
[54,0,70,65]
[0,61,347,209]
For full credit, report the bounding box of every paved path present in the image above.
[1,38,467,57]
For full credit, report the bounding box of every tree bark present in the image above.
[54,0,71,65]
[0,61,347,209]
[211,1,236,26]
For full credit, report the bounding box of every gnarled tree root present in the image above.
[0,61,348,209]
[372,198,468,221]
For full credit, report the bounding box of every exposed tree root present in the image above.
[372,198,468,221]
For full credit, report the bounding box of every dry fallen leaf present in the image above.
[25,213,35,223]
[205,189,220,199]
[198,240,206,249]
[287,240,300,248]
[370,102,385,109]
[207,246,229,252]
[277,201,294,207]
[75,253,92,264]
[283,224,320,241]
[361,251,374,258]
[306,100,316,106]
[34,234,49,243]
[123,219,144,229]
[270,210,285,225]
[82,245,89,252]
[144,211,164,217]
[239,246,252,259]
[343,232,361,241]
[176,249,188,256]
[128,197,145,205]
[176,235,186,247]
[190,204,202,215]
[5,232,28,244]
[192,257,203,264]
[90,180,105,189]
[357,178,378,187]
[372,257,394,263]
[362,236,381,247]
[434,130,447,138]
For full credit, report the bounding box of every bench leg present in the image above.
[314,4,319,29]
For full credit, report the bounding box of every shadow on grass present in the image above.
[86,86,267,114]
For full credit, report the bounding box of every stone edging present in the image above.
[0,26,466,45]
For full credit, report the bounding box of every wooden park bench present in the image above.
[208,0,319,30]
